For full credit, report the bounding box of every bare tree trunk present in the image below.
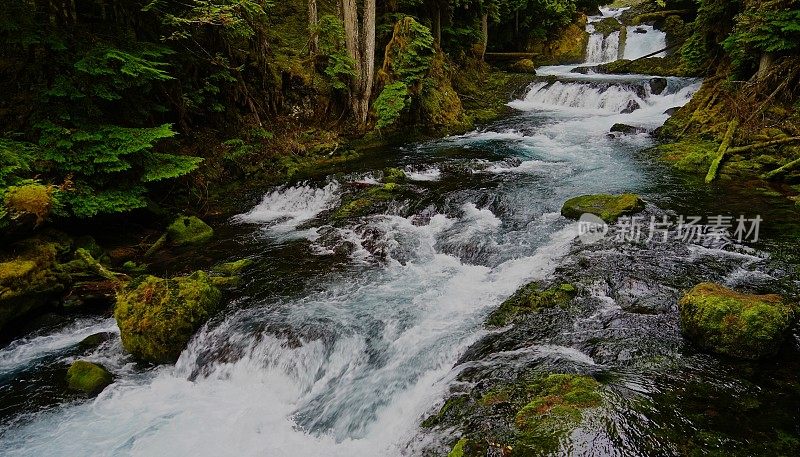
[308,0,318,55]
[756,53,775,82]
[434,6,442,46]
[481,13,488,61]
[341,0,376,126]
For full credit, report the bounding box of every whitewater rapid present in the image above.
[0,8,700,457]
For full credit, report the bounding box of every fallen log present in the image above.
[705,119,739,183]
[484,52,540,61]
[763,156,800,180]
[725,136,800,155]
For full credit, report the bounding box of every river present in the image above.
[1,7,799,457]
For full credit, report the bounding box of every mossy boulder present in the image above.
[66,360,113,395]
[527,15,589,65]
[487,283,577,326]
[381,167,407,184]
[509,59,537,74]
[0,241,70,333]
[114,271,223,364]
[679,283,796,359]
[146,216,214,256]
[592,17,624,36]
[513,374,602,452]
[561,194,644,223]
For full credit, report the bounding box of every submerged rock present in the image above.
[679,283,796,359]
[66,360,113,394]
[649,77,668,95]
[434,373,603,456]
[561,194,645,223]
[114,271,222,364]
[146,216,214,256]
[610,123,648,135]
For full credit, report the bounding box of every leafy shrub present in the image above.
[374,82,410,130]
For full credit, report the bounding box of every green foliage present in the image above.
[723,3,800,77]
[680,0,744,74]
[384,17,436,86]
[0,139,35,188]
[318,15,356,92]
[374,82,411,130]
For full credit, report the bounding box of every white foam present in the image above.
[235,182,340,235]
[0,317,118,377]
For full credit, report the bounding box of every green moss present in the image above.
[66,360,113,394]
[3,182,56,226]
[593,17,624,36]
[114,271,223,364]
[598,55,689,77]
[381,168,407,184]
[487,283,578,326]
[448,438,468,457]
[657,139,719,172]
[332,183,409,220]
[513,374,602,454]
[679,283,796,359]
[212,259,253,276]
[561,194,644,223]
[421,395,469,428]
[146,215,214,256]
[0,242,70,333]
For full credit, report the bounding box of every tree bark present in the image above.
[341,0,376,126]
[308,0,318,55]
[481,13,488,61]
[756,53,775,82]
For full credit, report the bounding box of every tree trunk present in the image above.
[434,6,442,46]
[756,53,775,82]
[341,0,376,126]
[481,13,488,61]
[308,0,318,55]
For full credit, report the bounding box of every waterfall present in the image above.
[585,31,620,64]
[623,25,667,60]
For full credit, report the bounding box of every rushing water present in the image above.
[2,9,799,457]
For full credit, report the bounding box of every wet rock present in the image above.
[634,27,648,33]
[0,241,70,333]
[212,259,253,276]
[66,360,113,395]
[649,77,668,95]
[570,66,596,74]
[114,271,222,364]
[145,216,214,256]
[664,107,680,116]
[679,283,796,359]
[381,167,407,184]
[78,332,115,351]
[509,59,537,74]
[486,283,577,326]
[526,15,589,65]
[621,99,641,114]
[610,123,648,135]
[332,183,412,220]
[561,194,645,223]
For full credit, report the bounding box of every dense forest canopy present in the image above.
[0,0,798,231]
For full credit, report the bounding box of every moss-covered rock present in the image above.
[381,167,407,184]
[513,374,602,453]
[332,183,410,220]
[509,59,537,74]
[597,56,688,77]
[679,283,796,359]
[0,241,70,333]
[527,15,589,65]
[212,259,253,276]
[487,283,577,326]
[448,438,468,457]
[114,271,223,364]
[419,52,467,133]
[66,360,113,394]
[593,17,624,36]
[561,194,644,223]
[657,139,719,173]
[146,216,214,256]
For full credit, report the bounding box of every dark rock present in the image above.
[621,100,641,114]
[664,107,680,116]
[610,123,648,135]
[66,360,113,395]
[78,332,115,351]
[649,77,668,95]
